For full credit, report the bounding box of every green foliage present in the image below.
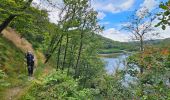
[0,70,10,88]
[91,72,133,99]
[0,0,50,49]
[9,7,50,49]
[0,0,32,23]
[43,0,105,86]
[156,0,170,30]
[22,70,98,100]
[0,0,23,16]
[2,0,170,99]
[127,47,170,99]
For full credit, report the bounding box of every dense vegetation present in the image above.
[0,0,170,100]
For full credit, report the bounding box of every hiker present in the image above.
[26,51,34,76]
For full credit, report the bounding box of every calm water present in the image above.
[101,53,138,85]
[101,53,129,74]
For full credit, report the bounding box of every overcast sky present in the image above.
[33,0,169,42]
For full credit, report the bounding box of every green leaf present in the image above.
[162,25,166,30]
[155,22,162,27]
[160,4,168,10]
[164,11,170,16]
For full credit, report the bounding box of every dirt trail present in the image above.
[1,28,52,100]
[4,87,22,100]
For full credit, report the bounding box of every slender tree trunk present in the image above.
[0,14,17,33]
[67,44,75,75]
[45,35,63,63]
[61,7,76,68]
[75,31,84,77]
[62,33,69,70]
[45,35,59,57]
[67,54,71,75]
[140,37,144,74]
[56,37,63,69]
[140,38,144,52]
[83,64,88,88]
[71,48,75,71]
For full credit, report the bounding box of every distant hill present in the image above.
[96,34,170,54]
[144,38,170,47]
[95,35,138,54]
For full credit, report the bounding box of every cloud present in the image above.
[152,20,170,39]
[136,0,159,18]
[99,22,110,26]
[32,0,63,24]
[100,26,170,42]
[48,11,61,24]
[99,28,130,42]
[144,26,170,40]
[159,27,170,39]
[92,0,135,13]
[120,0,135,10]
[100,18,170,42]
[97,12,106,20]
[140,0,159,11]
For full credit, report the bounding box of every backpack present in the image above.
[27,53,34,63]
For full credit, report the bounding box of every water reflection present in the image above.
[101,53,129,74]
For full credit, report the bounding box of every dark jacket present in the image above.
[26,53,34,66]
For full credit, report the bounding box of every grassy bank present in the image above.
[0,36,28,97]
[99,48,124,54]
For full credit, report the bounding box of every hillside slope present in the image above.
[0,34,28,99]
[0,28,53,100]
[96,34,138,54]
[2,28,37,65]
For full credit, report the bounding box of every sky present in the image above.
[92,0,169,42]
[33,0,169,42]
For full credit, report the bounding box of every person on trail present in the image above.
[26,51,34,76]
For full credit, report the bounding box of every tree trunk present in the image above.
[0,14,17,33]
[140,37,144,52]
[62,33,69,70]
[140,67,144,74]
[57,38,63,69]
[83,64,88,88]
[45,35,59,58]
[45,35,63,63]
[67,44,75,75]
[75,32,84,77]
[140,37,144,74]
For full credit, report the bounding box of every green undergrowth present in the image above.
[19,70,99,100]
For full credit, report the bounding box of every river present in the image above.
[100,53,138,85]
[100,53,129,74]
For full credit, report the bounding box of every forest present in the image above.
[0,0,170,100]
